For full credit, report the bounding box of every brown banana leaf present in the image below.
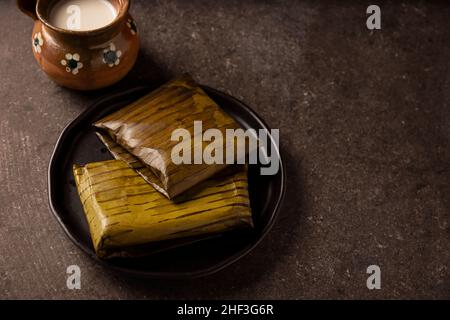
[95,131,169,198]
[93,74,242,199]
[95,131,243,199]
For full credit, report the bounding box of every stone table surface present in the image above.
[1,0,449,299]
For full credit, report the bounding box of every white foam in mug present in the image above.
[49,0,117,31]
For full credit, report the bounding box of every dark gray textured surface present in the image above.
[0,0,449,299]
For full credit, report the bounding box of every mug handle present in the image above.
[17,0,38,20]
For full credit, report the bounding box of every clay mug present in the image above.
[17,0,140,90]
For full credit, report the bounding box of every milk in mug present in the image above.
[49,0,117,31]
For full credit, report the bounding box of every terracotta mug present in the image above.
[17,0,140,90]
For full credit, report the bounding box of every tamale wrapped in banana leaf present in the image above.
[93,74,242,199]
[95,132,241,197]
[73,160,253,259]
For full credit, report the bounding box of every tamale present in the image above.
[95,131,241,198]
[73,160,253,259]
[93,74,242,199]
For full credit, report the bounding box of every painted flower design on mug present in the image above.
[61,53,83,75]
[103,43,122,67]
[126,18,137,35]
[33,32,44,54]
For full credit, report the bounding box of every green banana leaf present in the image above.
[73,160,253,259]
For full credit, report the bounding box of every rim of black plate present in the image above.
[47,85,287,279]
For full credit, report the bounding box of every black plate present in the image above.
[48,85,286,279]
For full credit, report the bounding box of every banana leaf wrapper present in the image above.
[73,160,253,259]
[93,74,242,199]
[95,131,241,198]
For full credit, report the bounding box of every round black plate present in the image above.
[48,85,286,279]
